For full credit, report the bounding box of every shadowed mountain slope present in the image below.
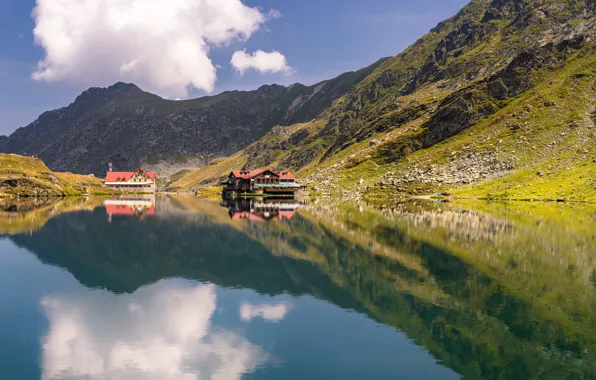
[0,60,386,177]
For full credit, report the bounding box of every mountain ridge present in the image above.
[0,58,388,177]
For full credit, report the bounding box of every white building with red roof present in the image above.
[105,166,156,193]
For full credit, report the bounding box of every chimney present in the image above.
[108,162,113,172]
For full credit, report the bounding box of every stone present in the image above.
[369,140,380,147]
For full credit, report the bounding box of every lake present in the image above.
[1,195,595,379]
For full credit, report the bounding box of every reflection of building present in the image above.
[222,169,306,197]
[105,167,157,193]
[222,198,305,221]
[105,196,156,222]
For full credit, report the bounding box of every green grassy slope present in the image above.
[169,0,596,201]
[0,154,114,197]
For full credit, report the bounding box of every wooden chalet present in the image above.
[105,166,156,193]
[222,169,305,197]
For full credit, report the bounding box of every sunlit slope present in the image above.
[169,1,596,200]
[0,154,113,197]
[165,123,319,191]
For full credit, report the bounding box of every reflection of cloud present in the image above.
[41,282,267,380]
[240,302,290,323]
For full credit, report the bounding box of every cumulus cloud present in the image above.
[32,0,280,97]
[40,282,268,380]
[240,302,290,323]
[231,50,292,76]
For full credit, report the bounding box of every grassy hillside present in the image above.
[168,0,596,201]
[0,154,114,197]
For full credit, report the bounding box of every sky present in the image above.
[0,0,470,136]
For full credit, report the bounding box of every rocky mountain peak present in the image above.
[72,82,147,109]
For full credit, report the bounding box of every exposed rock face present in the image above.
[0,59,386,176]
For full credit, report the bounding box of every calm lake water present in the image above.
[1,195,595,379]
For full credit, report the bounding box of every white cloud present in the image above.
[240,302,290,323]
[40,281,268,380]
[231,50,292,76]
[32,0,280,97]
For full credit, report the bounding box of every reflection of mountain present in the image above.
[0,197,106,235]
[8,197,596,379]
[0,196,160,235]
[8,203,361,311]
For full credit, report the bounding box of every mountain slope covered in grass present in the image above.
[169,0,596,201]
[0,154,113,197]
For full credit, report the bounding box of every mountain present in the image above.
[0,60,386,177]
[169,0,596,201]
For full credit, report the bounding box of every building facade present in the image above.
[105,168,157,193]
[222,169,305,196]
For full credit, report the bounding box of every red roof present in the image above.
[230,169,294,180]
[278,172,295,180]
[231,169,268,179]
[106,169,156,182]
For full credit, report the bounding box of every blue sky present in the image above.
[0,0,470,136]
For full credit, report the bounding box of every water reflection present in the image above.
[239,302,291,323]
[105,195,156,222]
[1,196,596,379]
[41,281,268,380]
[221,198,306,221]
[0,197,104,235]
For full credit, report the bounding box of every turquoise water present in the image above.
[1,196,595,379]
